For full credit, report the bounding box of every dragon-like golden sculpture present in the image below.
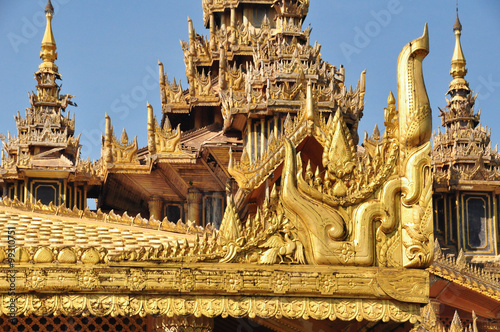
[218,25,433,268]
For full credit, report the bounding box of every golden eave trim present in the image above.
[0,294,421,322]
[429,243,500,301]
[0,263,429,304]
[429,261,500,302]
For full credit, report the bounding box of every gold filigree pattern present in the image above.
[77,269,99,290]
[0,294,422,321]
[127,269,147,291]
[0,263,428,304]
[25,270,46,291]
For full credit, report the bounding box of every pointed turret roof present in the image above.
[40,0,58,70]
[453,12,462,32]
[448,11,468,93]
[433,11,500,188]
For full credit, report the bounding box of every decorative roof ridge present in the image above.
[0,196,211,236]
[429,239,500,301]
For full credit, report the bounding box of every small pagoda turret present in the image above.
[433,13,500,255]
[0,0,102,208]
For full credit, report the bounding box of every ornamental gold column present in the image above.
[187,188,202,225]
[148,196,164,221]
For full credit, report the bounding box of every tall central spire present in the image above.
[40,0,58,71]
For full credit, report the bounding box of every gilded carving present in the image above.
[145,297,170,316]
[127,269,147,291]
[254,297,279,318]
[81,247,102,264]
[0,1,441,328]
[306,299,332,320]
[317,274,337,295]
[25,269,47,291]
[77,269,99,290]
[258,219,305,265]
[280,298,305,319]
[33,247,53,263]
[223,273,243,293]
[103,113,139,166]
[334,300,359,321]
[57,247,78,264]
[147,102,185,156]
[60,294,86,316]
[199,298,224,318]
[271,271,290,294]
[88,294,114,316]
[0,293,421,323]
[176,269,195,292]
[30,296,57,316]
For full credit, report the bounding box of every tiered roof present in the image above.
[160,0,365,134]
[0,1,102,186]
[433,13,500,188]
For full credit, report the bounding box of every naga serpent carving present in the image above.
[280,25,433,267]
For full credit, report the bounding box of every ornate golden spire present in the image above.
[39,0,58,71]
[449,10,468,92]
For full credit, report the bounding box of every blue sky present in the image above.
[1,1,499,161]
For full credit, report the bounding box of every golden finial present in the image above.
[306,79,314,121]
[45,0,54,14]
[387,91,395,106]
[449,2,468,92]
[147,102,154,127]
[40,0,58,70]
[453,1,462,32]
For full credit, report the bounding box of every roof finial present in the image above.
[448,1,468,93]
[40,0,58,70]
[453,0,462,32]
[45,0,54,14]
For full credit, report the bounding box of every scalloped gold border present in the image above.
[1,294,420,323]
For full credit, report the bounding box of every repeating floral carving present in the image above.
[176,269,196,292]
[0,294,419,323]
[77,269,99,290]
[317,274,337,295]
[0,263,428,305]
[25,270,46,291]
[223,273,243,293]
[127,269,147,291]
[270,271,290,294]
